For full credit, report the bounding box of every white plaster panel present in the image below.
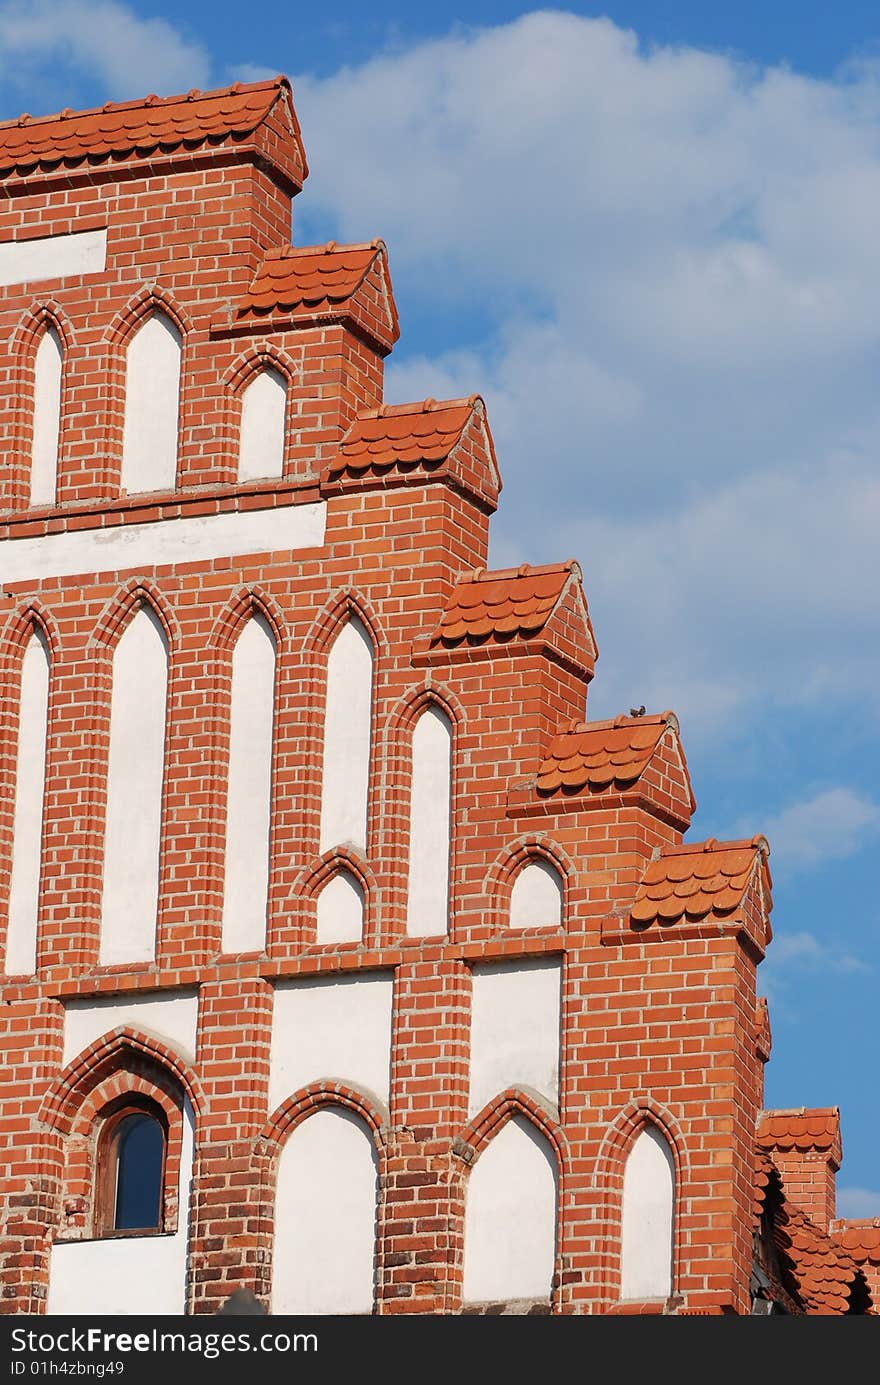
[269,973,392,1112]
[47,1096,194,1315]
[620,1125,675,1300]
[319,618,372,853]
[5,630,49,976]
[468,959,561,1116]
[30,327,62,507]
[509,860,563,929]
[62,991,198,1067]
[121,313,181,494]
[406,707,451,937]
[0,501,326,586]
[316,871,364,945]
[99,608,167,965]
[221,615,276,953]
[238,367,286,481]
[272,1107,377,1314]
[463,1115,557,1304]
[0,228,107,288]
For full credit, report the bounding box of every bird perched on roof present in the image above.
[629,705,646,717]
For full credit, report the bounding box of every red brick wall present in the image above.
[0,99,770,1317]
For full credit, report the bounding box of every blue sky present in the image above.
[1,2,877,1213]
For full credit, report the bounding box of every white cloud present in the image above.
[767,929,869,972]
[836,1186,880,1218]
[0,0,209,102]
[288,13,880,739]
[760,789,880,870]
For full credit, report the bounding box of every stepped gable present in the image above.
[630,835,771,928]
[535,710,691,797]
[755,996,773,1062]
[234,240,399,351]
[758,1108,841,1161]
[430,561,587,646]
[324,395,489,485]
[0,77,307,187]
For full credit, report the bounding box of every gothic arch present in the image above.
[7,301,74,508]
[595,1096,687,1301]
[484,835,573,932]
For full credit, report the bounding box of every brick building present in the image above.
[0,76,876,1316]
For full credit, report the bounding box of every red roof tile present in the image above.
[0,78,303,179]
[830,1221,880,1265]
[757,1108,840,1156]
[753,1151,873,1314]
[237,241,396,335]
[777,1201,870,1314]
[536,712,674,795]
[631,835,770,927]
[429,562,577,647]
[326,396,478,481]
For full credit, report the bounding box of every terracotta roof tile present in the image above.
[753,1151,873,1314]
[757,1108,840,1156]
[237,240,390,322]
[830,1222,880,1265]
[0,78,300,178]
[326,396,478,482]
[631,835,770,927]
[777,1201,870,1314]
[429,562,577,648]
[536,712,674,795]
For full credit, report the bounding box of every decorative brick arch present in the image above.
[260,1079,389,1156]
[281,845,378,950]
[37,1027,203,1242]
[483,833,574,932]
[89,577,179,655]
[594,1095,688,1302]
[38,1026,205,1135]
[221,344,299,484]
[0,601,61,969]
[381,681,462,943]
[304,587,386,663]
[102,284,192,494]
[453,1086,568,1313]
[207,585,287,658]
[7,301,74,508]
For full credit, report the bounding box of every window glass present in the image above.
[112,1112,164,1231]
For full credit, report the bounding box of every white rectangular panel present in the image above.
[0,501,327,586]
[0,228,107,288]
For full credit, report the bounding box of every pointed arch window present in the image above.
[121,311,181,494]
[406,706,452,937]
[620,1125,675,1299]
[99,605,168,965]
[5,625,50,976]
[463,1115,557,1304]
[238,366,286,481]
[509,859,563,929]
[96,1099,168,1236]
[319,617,373,854]
[221,613,277,953]
[30,325,62,507]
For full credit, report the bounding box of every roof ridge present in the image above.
[460,559,578,584]
[663,834,768,858]
[760,1105,839,1120]
[553,711,673,736]
[1,75,288,134]
[265,239,385,260]
[356,395,482,422]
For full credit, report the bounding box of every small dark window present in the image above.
[97,1101,167,1235]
